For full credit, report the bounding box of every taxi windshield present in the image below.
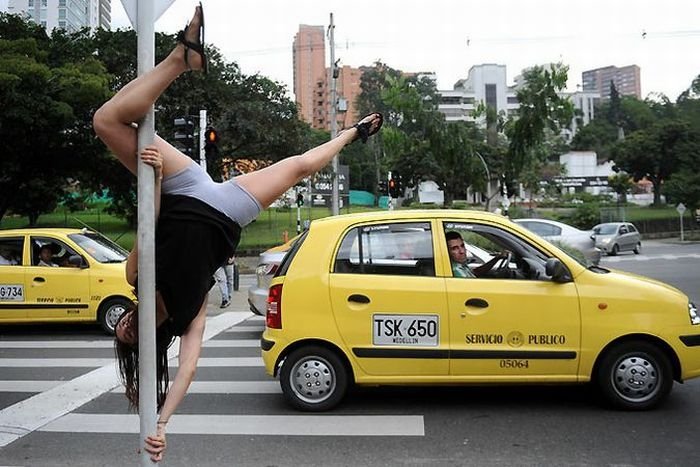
[68,232,128,263]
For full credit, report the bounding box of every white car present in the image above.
[513,218,601,266]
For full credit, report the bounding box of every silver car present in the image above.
[592,222,642,256]
[513,218,601,266]
[247,235,301,316]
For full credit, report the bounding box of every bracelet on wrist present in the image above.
[157,419,168,425]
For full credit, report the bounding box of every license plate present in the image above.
[0,284,24,302]
[372,314,439,346]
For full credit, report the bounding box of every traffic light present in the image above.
[296,192,304,207]
[174,117,196,159]
[388,178,398,198]
[378,180,388,196]
[204,127,219,160]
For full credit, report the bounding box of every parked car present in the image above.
[248,235,300,316]
[592,222,642,256]
[261,210,700,412]
[513,218,601,266]
[0,228,135,334]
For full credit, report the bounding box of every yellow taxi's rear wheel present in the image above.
[596,341,673,410]
[280,345,348,411]
[98,298,131,335]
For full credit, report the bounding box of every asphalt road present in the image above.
[1,240,699,466]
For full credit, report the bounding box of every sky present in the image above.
[28,1,700,99]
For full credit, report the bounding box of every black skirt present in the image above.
[155,195,241,336]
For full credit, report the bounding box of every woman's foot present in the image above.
[351,113,384,143]
[175,3,206,72]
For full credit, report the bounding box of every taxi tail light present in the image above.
[266,284,283,329]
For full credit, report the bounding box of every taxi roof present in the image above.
[309,209,511,228]
[0,227,96,236]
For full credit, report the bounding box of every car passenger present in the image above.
[37,245,58,267]
[0,246,19,265]
[445,231,508,278]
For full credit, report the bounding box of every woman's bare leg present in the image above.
[235,113,381,209]
[93,6,204,177]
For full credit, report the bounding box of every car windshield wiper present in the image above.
[588,265,610,273]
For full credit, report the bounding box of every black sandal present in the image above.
[176,2,208,74]
[352,113,384,143]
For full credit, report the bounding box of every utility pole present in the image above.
[328,13,339,215]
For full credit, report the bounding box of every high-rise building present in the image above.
[4,0,111,31]
[582,65,641,99]
[292,24,326,128]
[292,24,363,131]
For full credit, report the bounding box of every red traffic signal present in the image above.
[204,127,219,145]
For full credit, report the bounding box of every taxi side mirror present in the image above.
[69,254,87,269]
[545,258,572,283]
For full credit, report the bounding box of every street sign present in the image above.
[677,203,686,215]
[120,0,175,30]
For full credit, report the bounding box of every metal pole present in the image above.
[199,109,207,170]
[136,2,157,465]
[329,13,339,216]
[474,151,491,211]
[680,212,685,242]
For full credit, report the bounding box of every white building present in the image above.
[4,0,111,31]
[556,151,615,195]
[438,64,599,140]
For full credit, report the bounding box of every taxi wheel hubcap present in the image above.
[611,355,659,402]
[105,303,127,331]
[289,356,336,404]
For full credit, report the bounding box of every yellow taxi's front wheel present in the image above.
[596,341,673,410]
[98,297,132,335]
[280,345,348,411]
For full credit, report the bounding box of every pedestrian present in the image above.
[92,3,382,462]
[214,255,236,308]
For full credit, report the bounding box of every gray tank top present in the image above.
[162,162,261,226]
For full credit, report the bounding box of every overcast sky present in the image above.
[48,1,700,100]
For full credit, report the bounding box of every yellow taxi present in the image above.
[0,228,135,334]
[261,210,700,411]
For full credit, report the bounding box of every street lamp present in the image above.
[473,151,491,211]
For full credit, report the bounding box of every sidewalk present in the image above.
[205,273,255,317]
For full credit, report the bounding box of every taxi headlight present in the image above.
[689,302,699,325]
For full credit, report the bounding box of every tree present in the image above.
[505,63,573,187]
[607,172,634,204]
[613,120,691,206]
[0,14,111,224]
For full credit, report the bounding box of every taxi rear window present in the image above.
[333,222,435,276]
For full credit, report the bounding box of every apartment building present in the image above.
[292,24,363,131]
[582,65,641,99]
[4,0,110,31]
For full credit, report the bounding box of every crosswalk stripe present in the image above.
[111,381,280,394]
[224,326,264,333]
[0,380,280,394]
[40,413,425,436]
[0,339,260,349]
[0,312,252,448]
[0,381,63,392]
[0,357,264,367]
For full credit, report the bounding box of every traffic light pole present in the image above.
[198,109,207,170]
[136,1,158,465]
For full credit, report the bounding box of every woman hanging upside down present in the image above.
[92,3,382,462]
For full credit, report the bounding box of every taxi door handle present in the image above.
[348,294,370,304]
[465,298,488,308]
[33,277,46,283]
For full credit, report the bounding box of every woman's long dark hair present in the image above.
[114,307,175,411]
